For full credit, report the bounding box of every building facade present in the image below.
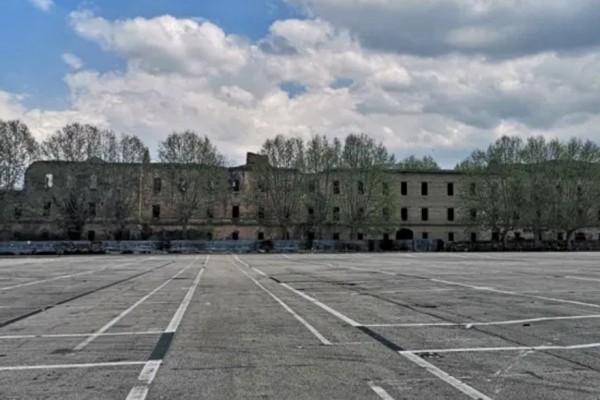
[0,153,491,243]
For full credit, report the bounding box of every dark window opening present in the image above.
[421,208,429,221]
[558,232,564,241]
[41,229,49,240]
[470,208,477,220]
[421,182,428,196]
[232,232,239,240]
[357,181,365,195]
[447,182,454,196]
[382,207,390,217]
[401,181,407,196]
[307,207,314,221]
[358,207,365,217]
[257,232,265,240]
[515,232,522,240]
[308,181,316,192]
[422,232,429,239]
[470,182,476,196]
[333,233,340,240]
[333,181,340,194]
[43,202,51,217]
[152,204,161,219]
[258,207,265,220]
[232,205,240,219]
[333,207,340,221]
[207,232,213,240]
[383,233,390,241]
[14,206,22,218]
[258,181,266,192]
[448,232,455,242]
[87,230,96,241]
[492,231,500,241]
[357,232,364,240]
[232,179,240,192]
[401,207,408,221]
[153,177,162,194]
[89,203,96,218]
[447,208,454,221]
[206,208,214,219]
[471,232,477,242]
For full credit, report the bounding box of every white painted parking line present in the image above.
[74,262,193,351]
[565,276,600,283]
[0,330,163,340]
[275,274,495,400]
[404,342,600,354]
[401,352,494,400]
[125,256,206,400]
[368,381,396,400]
[230,258,331,345]
[0,257,155,292]
[431,278,600,310]
[0,361,146,372]
[365,314,600,327]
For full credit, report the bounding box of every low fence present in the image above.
[0,238,442,255]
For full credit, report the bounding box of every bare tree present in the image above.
[158,131,227,239]
[250,135,306,239]
[336,134,396,239]
[0,120,39,190]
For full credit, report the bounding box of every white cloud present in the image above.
[28,0,54,12]
[2,11,600,167]
[61,53,84,70]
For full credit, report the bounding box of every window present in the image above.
[307,207,315,221]
[469,182,476,196]
[401,207,408,221]
[382,207,390,217]
[333,207,340,221]
[447,208,455,221]
[43,202,51,217]
[421,208,429,221]
[422,232,429,239]
[308,180,316,193]
[514,232,522,240]
[471,232,477,242]
[87,230,96,241]
[447,182,454,196]
[45,174,53,189]
[232,205,240,219]
[257,181,266,192]
[357,233,364,240]
[358,207,365,217]
[206,232,213,240]
[357,181,364,195]
[448,232,455,242]
[558,232,564,241]
[206,208,214,219]
[382,182,389,195]
[257,232,265,240]
[333,181,340,194]
[14,206,22,218]
[421,182,428,196]
[401,181,407,196]
[333,233,340,240]
[152,204,161,219]
[258,207,265,220]
[232,179,240,192]
[90,175,98,190]
[492,231,500,241]
[89,202,96,218]
[383,233,390,241]
[153,177,162,194]
[470,209,477,220]
[232,232,239,240]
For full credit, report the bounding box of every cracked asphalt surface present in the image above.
[1,252,600,399]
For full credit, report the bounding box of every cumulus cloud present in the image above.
[28,0,54,12]
[289,0,600,58]
[62,53,84,70]
[1,10,600,166]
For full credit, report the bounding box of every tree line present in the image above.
[1,118,599,244]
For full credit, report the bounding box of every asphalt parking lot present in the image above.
[1,252,600,399]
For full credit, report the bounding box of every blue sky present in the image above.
[0,0,299,109]
[1,0,599,165]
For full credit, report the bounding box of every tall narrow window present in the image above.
[153,177,162,194]
[333,207,340,221]
[422,232,429,239]
[232,179,240,192]
[152,204,161,219]
[448,232,455,242]
[258,206,265,220]
[401,207,408,221]
[401,181,408,196]
[45,174,53,189]
[89,203,96,218]
[357,232,364,240]
[470,182,476,196]
[307,207,315,221]
[471,232,477,242]
[421,208,429,221]
[470,208,477,220]
[382,182,389,195]
[43,202,51,217]
[447,182,454,196]
[447,208,455,221]
[14,205,22,218]
[232,205,240,219]
[357,181,365,195]
[206,208,214,219]
[421,182,428,196]
[308,180,316,193]
[333,181,340,194]
[333,233,340,240]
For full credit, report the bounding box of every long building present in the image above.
[3,152,594,244]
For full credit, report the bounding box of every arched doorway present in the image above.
[396,229,414,240]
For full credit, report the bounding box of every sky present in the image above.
[1,0,599,166]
